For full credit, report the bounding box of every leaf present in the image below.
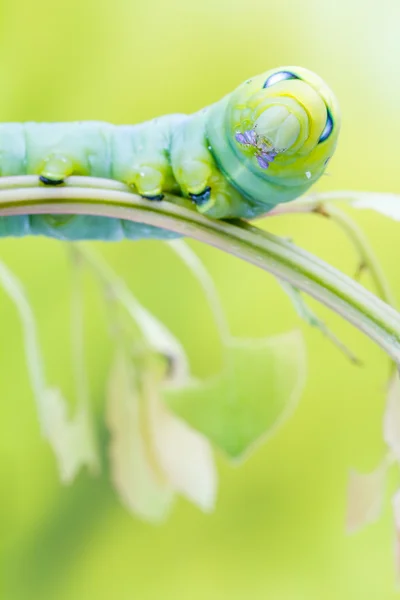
[107,346,217,519]
[41,389,99,483]
[147,382,217,512]
[351,192,400,221]
[77,246,189,383]
[384,373,400,461]
[106,349,175,522]
[0,259,99,481]
[123,298,189,383]
[392,490,400,580]
[82,247,218,518]
[346,463,387,533]
[164,330,306,459]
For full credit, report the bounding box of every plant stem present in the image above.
[69,250,90,410]
[270,197,397,308]
[0,178,399,363]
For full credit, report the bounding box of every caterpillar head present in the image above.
[207,66,341,213]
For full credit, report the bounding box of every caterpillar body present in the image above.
[0,66,340,241]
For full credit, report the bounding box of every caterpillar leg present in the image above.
[124,164,166,201]
[111,118,185,203]
[39,153,74,185]
[170,113,244,219]
[175,158,213,205]
[24,122,111,184]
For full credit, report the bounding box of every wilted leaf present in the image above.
[82,246,218,518]
[107,345,218,519]
[124,298,189,383]
[393,490,400,580]
[106,349,175,522]
[164,330,306,459]
[78,246,189,383]
[41,389,99,483]
[147,383,217,512]
[351,193,400,221]
[384,373,400,462]
[0,258,99,481]
[346,463,387,533]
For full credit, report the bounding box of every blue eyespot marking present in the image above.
[263,71,300,88]
[319,108,334,143]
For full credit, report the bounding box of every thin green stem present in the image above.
[69,250,90,410]
[322,204,396,307]
[0,178,399,363]
[168,239,231,345]
[270,198,397,308]
[270,196,398,376]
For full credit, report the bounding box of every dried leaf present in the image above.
[392,490,400,580]
[147,382,217,512]
[42,389,99,483]
[83,247,218,518]
[106,350,175,522]
[0,259,99,481]
[124,298,189,383]
[351,193,400,221]
[384,373,400,461]
[346,463,387,533]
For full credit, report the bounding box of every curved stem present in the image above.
[0,179,399,363]
[320,204,397,307]
[270,197,397,308]
[167,239,233,372]
[70,250,90,411]
[167,240,231,345]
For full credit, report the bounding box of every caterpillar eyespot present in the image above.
[263,70,300,88]
[319,108,334,143]
[0,66,340,241]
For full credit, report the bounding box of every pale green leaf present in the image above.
[164,330,306,459]
[0,259,99,481]
[384,373,400,462]
[42,389,99,483]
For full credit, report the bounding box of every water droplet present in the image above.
[305,171,312,179]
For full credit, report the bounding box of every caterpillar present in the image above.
[0,66,340,241]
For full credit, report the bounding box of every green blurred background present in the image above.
[0,0,399,598]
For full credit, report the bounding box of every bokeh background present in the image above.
[0,0,399,598]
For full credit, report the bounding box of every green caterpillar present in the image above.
[0,66,340,241]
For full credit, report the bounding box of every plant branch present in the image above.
[0,177,399,363]
[269,197,397,308]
